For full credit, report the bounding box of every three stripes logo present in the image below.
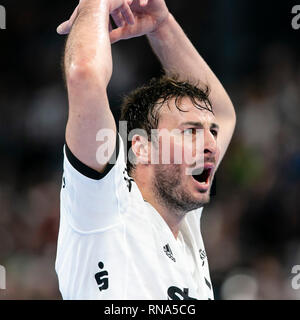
[164,244,176,262]
[198,249,212,292]
[123,169,134,192]
[199,249,207,266]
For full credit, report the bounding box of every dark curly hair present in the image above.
[120,75,213,175]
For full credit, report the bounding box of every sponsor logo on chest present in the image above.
[163,244,176,262]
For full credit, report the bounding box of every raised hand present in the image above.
[56,0,170,44]
[110,0,170,43]
[57,0,136,35]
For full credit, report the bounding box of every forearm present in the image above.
[147,14,235,119]
[64,0,112,86]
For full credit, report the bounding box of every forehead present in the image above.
[157,96,216,129]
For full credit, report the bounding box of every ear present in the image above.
[131,135,151,165]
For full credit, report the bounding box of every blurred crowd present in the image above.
[202,44,300,299]
[0,0,299,299]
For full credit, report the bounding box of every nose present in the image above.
[204,129,217,156]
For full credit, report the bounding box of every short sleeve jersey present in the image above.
[55,135,214,300]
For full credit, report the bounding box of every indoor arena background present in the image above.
[0,0,300,299]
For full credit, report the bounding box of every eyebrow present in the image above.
[180,121,219,130]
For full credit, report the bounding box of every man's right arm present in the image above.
[64,0,131,173]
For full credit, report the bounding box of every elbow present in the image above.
[68,61,94,81]
[66,60,111,89]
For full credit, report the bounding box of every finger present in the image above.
[139,0,149,7]
[120,3,135,25]
[110,27,126,44]
[111,9,125,28]
[110,24,137,44]
[57,4,80,35]
[57,21,71,34]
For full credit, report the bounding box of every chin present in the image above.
[193,190,211,205]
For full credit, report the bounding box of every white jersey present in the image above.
[55,135,214,300]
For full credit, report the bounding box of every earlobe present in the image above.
[131,135,150,165]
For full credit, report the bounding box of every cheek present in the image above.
[155,135,202,166]
[172,140,185,164]
[172,137,197,166]
[156,134,184,164]
[182,138,202,167]
[215,146,221,161]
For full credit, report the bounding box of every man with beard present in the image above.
[55,0,236,300]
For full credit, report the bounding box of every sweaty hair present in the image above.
[120,75,213,175]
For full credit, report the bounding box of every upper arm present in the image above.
[214,96,236,168]
[201,66,236,169]
[65,63,117,173]
[61,133,129,233]
[217,110,236,166]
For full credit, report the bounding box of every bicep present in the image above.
[65,68,116,173]
[61,134,128,233]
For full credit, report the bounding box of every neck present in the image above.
[133,167,185,239]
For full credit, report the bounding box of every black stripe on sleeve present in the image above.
[65,133,120,180]
[205,277,212,290]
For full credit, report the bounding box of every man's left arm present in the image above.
[147,13,236,164]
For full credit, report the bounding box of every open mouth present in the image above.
[192,168,212,185]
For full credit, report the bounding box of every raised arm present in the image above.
[109,0,236,165]
[59,0,236,166]
[147,13,236,165]
[62,0,134,172]
[110,0,236,165]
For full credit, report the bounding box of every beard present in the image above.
[152,163,210,216]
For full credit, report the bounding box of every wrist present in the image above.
[79,0,110,15]
[148,12,174,38]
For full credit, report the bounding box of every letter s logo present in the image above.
[95,262,109,292]
[167,286,197,300]
[292,5,300,30]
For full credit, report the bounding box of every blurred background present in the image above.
[0,0,300,299]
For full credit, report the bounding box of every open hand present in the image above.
[57,0,170,43]
[109,0,170,43]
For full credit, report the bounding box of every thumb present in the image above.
[110,24,142,44]
[110,27,128,44]
[57,21,71,35]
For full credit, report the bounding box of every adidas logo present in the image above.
[199,249,207,260]
[163,244,176,262]
[199,248,207,266]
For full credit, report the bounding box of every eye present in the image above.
[183,128,196,135]
[211,129,218,137]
